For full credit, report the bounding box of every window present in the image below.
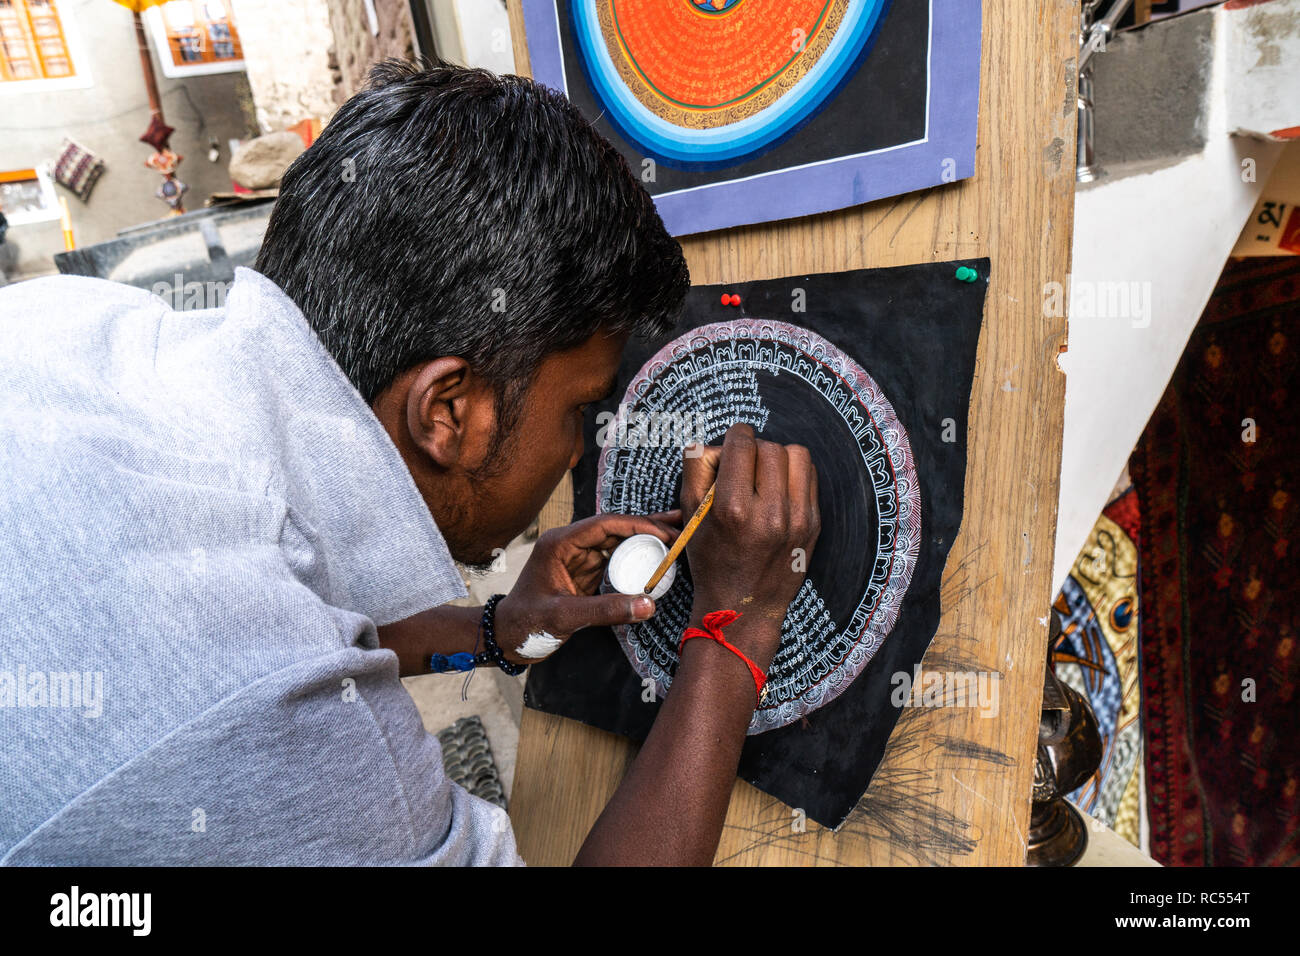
[0,0,75,82]
[147,0,244,78]
[0,168,60,225]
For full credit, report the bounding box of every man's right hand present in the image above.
[576,422,823,865]
[679,423,821,671]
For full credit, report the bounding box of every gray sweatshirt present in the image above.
[0,267,523,865]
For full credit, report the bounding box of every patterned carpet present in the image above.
[1129,256,1299,866]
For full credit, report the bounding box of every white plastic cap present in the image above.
[608,533,676,601]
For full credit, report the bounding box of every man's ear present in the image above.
[405,356,477,469]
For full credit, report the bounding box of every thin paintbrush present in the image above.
[644,482,715,594]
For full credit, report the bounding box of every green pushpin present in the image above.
[955,266,979,283]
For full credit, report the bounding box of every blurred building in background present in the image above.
[0,0,513,283]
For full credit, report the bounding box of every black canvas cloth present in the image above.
[524,259,988,827]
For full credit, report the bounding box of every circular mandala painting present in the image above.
[596,319,921,734]
[568,0,893,168]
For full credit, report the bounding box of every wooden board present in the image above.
[506,0,1079,866]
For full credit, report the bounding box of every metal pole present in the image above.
[133,10,163,119]
[1076,0,1133,182]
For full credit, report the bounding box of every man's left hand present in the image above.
[495,511,681,663]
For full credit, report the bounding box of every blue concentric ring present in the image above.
[569,0,892,169]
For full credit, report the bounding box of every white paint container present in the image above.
[607,533,676,601]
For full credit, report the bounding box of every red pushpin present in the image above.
[729,294,741,307]
[720,293,730,306]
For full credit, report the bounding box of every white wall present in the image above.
[452,0,514,73]
[420,0,514,72]
[1053,0,1297,593]
[229,0,341,132]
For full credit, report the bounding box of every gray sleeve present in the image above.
[2,648,524,866]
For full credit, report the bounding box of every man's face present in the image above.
[376,329,628,568]
[455,330,626,564]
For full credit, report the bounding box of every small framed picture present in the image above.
[0,168,61,226]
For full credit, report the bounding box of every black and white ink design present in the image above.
[598,319,921,734]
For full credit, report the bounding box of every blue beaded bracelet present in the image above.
[478,594,526,677]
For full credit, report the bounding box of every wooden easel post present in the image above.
[505,0,1077,866]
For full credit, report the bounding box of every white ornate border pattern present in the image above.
[596,319,921,733]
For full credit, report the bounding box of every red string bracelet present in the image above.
[679,609,767,706]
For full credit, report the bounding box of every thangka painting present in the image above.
[525,260,989,826]
[1053,486,1145,849]
[521,0,982,235]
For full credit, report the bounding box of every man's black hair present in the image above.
[256,58,689,438]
